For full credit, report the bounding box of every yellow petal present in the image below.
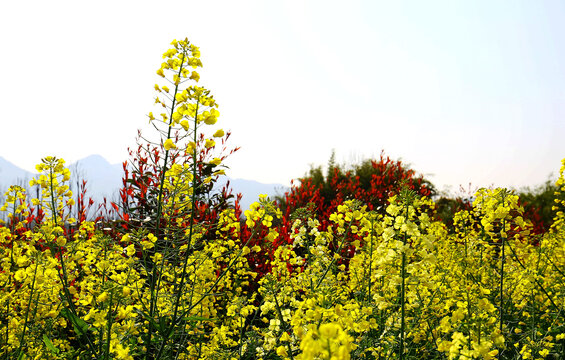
[164,139,177,151]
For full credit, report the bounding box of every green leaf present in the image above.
[134,309,160,330]
[42,334,60,354]
[60,308,91,336]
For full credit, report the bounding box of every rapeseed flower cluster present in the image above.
[1,38,563,359]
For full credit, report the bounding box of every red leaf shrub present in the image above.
[277,152,435,238]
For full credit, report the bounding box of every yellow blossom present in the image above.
[164,139,177,151]
[190,71,200,82]
[210,158,221,166]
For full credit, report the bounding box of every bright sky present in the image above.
[1,1,564,194]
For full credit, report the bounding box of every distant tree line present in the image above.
[275,151,558,236]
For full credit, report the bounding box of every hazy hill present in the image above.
[0,157,34,191]
[68,154,123,203]
[217,177,288,211]
[0,155,287,213]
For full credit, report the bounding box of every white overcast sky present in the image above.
[1,1,564,193]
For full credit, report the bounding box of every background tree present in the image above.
[275,150,435,247]
[517,179,558,234]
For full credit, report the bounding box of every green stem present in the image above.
[399,204,408,360]
[466,287,472,351]
[238,315,244,359]
[273,292,295,360]
[47,164,98,358]
[14,260,39,359]
[99,242,109,355]
[104,291,114,359]
[153,52,186,239]
[314,218,354,290]
[154,99,199,360]
[9,200,17,269]
[497,214,506,360]
[400,245,406,360]
[170,100,199,317]
[367,215,375,303]
[499,219,505,334]
[146,50,187,360]
[4,298,9,360]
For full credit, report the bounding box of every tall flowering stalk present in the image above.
[140,38,227,359]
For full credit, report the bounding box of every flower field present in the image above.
[1,39,564,359]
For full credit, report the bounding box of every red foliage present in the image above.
[113,129,240,239]
[276,153,434,246]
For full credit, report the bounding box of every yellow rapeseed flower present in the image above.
[213,129,225,138]
[164,139,177,151]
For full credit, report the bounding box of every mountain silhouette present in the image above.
[0,157,34,190]
[0,155,287,214]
